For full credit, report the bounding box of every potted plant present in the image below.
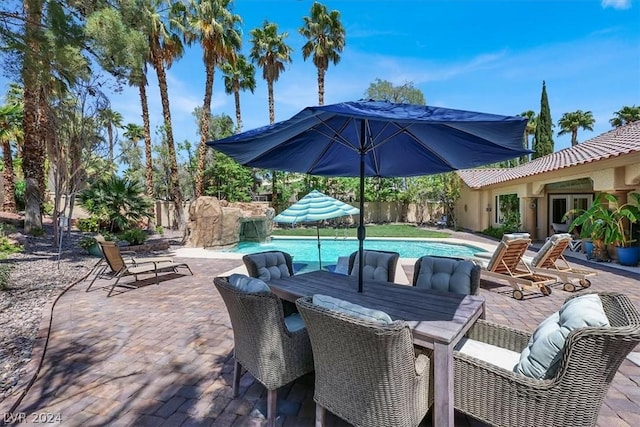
[564,192,640,265]
[78,236,102,257]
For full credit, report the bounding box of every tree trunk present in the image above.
[153,57,183,230]
[107,123,114,165]
[571,129,578,146]
[138,82,154,198]
[21,0,44,233]
[1,139,16,212]
[196,62,214,198]
[317,66,325,106]
[267,80,275,125]
[234,82,242,133]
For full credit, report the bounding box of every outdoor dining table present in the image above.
[266,269,486,427]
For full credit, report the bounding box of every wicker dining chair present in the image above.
[242,250,294,280]
[347,249,400,282]
[296,296,433,427]
[412,255,481,295]
[213,277,313,427]
[453,291,640,427]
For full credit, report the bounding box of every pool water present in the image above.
[226,238,486,269]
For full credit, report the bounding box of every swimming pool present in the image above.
[225,237,487,266]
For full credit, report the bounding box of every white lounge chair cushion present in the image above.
[312,294,393,324]
[284,313,306,332]
[228,274,271,293]
[515,294,610,379]
[455,338,521,371]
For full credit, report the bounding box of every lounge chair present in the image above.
[92,241,192,297]
[524,233,597,292]
[473,233,557,300]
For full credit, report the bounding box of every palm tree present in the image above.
[0,103,22,212]
[610,105,640,127]
[249,21,292,124]
[142,0,185,229]
[221,54,256,133]
[98,108,123,167]
[183,0,241,198]
[299,1,346,106]
[518,110,536,163]
[557,110,595,146]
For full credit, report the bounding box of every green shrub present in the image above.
[14,180,25,211]
[78,236,98,250]
[77,217,101,233]
[29,227,45,237]
[0,235,21,256]
[78,175,153,233]
[118,229,147,246]
[155,225,164,235]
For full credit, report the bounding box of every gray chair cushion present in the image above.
[413,256,480,295]
[228,274,271,293]
[348,250,399,282]
[242,251,294,281]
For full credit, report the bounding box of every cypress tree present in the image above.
[532,81,554,159]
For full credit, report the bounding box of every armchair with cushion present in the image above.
[347,249,400,282]
[296,295,433,427]
[412,256,481,295]
[213,275,314,427]
[242,250,294,280]
[453,292,640,427]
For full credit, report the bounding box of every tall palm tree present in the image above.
[249,21,292,124]
[221,54,256,133]
[98,108,123,167]
[557,110,595,146]
[123,123,145,147]
[183,0,241,198]
[0,103,22,213]
[299,1,345,106]
[518,110,536,163]
[610,105,640,127]
[142,0,185,229]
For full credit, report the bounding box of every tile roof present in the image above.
[458,120,640,189]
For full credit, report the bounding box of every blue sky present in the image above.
[5,0,640,156]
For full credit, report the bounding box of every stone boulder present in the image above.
[185,197,274,248]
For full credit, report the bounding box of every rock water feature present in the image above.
[185,196,274,249]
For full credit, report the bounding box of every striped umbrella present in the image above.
[274,190,359,268]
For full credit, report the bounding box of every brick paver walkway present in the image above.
[1,236,639,426]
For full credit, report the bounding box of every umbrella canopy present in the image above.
[208,100,530,292]
[273,190,360,268]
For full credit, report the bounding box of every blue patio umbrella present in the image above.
[207,100,530,292]
[273,190,360,268]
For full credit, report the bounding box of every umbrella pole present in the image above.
[357,122,366,293]
[317,223,322,269]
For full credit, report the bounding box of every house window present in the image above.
[495,194,520,228]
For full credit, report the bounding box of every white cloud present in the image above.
[601,0,632,10]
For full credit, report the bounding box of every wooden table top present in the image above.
[267,270,485,347]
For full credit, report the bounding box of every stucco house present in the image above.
[456,121,640,241]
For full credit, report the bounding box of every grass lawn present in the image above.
[272,223,450,238]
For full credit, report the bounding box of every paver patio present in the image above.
[1,234,638,427]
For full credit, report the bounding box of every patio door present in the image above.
[549,194,593,226]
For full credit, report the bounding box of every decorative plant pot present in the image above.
[616,246,640,266]
[584,241,594,259]
[87,243,103,258]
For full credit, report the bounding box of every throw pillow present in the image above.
[514,294,610,379]
[312,294,393,324]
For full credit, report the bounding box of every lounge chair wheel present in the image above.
[563,283,576,293]
[513,290,524,300]
[579,279,591,288]
[541,285,552,296]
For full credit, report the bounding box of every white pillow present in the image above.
[228,274,271,293]
[514,294,610,379]
[312,294,393,324]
